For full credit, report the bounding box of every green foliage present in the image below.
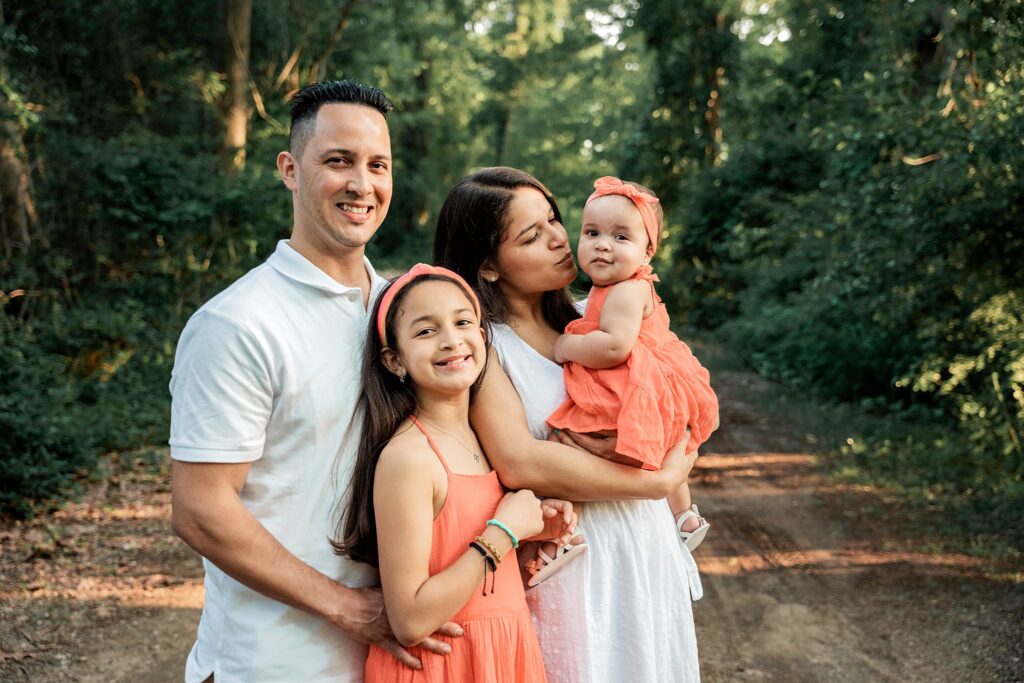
[3,0,1022,524]
[0,0,647,513]
[0,318,95,515]
[638,0,1024,495]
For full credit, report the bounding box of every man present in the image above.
[169,80,459,683]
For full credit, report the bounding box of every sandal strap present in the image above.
[675,510,699,533]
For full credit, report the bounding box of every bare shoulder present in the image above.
[606,278,647,296]
[605,277,652,310]
[375,420,438,479]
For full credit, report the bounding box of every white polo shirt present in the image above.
[169,240,387,683]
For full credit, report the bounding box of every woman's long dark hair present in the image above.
[433,166,579,332]
[333,274,489,567]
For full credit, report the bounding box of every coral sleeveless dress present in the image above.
[364,417,547,682]
[547,266,719,469]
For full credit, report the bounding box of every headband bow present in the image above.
[585,176,661,251]
[376,263,482,346]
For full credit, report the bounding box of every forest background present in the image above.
[1,0,1021,555]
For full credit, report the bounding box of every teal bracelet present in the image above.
[486,518,519,548]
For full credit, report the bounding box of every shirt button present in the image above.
[347,292,359,303]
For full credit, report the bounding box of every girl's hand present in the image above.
[526,498,577,544]
[492,489,545,541]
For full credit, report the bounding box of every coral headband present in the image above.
[585,176,661,251]
[376,263,481,346]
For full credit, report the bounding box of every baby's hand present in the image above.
[528,498,577,545]
[553,334,570,364]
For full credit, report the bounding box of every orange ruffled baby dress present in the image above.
[364,416,547,683]
[547,266,719,469]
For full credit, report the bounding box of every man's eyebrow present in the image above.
[321,148,392,161]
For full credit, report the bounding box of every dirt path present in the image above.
[2,365,1022,682]
[693,368,1023,682]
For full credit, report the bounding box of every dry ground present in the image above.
[2,364,1022,682]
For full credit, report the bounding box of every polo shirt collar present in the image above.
[268,239,386,297]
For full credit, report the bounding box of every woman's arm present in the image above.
[374,439,543,648]
[470,347,693,501]
[555,279,649,368]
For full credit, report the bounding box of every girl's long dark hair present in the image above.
[332,274,489,567]
[433,166,579,332]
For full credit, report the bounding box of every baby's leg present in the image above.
[669,482,701,532]
[671,478,710,551]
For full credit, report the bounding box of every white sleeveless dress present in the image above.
[490,322,702,682]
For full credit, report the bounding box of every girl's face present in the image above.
[578,195,652,286]
[486,187,577,298]
[383,280,486,395]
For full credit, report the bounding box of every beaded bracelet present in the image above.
[485,518,519,548]
[468,541,497,595]
[474,535,503,565]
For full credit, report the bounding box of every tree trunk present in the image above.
[221,0,253,174]
[0,119,36,262]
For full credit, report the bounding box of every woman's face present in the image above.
[490,187,577,299]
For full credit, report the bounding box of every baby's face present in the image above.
[578,195,651,286]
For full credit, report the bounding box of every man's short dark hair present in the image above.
[288,80,395,159]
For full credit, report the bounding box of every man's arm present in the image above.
[171,460,459,669]
[470,347,693,500]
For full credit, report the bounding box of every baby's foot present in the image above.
[675,504,710,551]
[525,541,558,574]
[525,533,587,587]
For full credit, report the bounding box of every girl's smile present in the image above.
[386,280,486,391]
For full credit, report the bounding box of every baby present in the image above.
[529,176,719,586]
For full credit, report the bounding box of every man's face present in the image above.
[281,103,393,252]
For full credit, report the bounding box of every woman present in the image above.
[433,167,702,682]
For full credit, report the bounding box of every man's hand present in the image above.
[547,428,620,460]
[332,586,463,670]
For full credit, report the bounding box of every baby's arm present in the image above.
[554,279,651,369]
[374,439,542,648]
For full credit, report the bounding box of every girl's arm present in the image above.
[374,440,543,648]
[554,279,650,368]
[469,347,694,501]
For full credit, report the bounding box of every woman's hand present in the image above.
[492,489,545,541]
[525,498,577,545]
[656,430,697,496]
[548,428,619,460]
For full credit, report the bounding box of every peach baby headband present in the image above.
[585,176,662,251]
[376,263,481,347]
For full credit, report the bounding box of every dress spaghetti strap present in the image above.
[409,415,453,474]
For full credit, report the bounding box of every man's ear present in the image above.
[277,151,298,191]
[380,347,406,378]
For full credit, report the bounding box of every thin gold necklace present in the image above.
[416,415,482,463]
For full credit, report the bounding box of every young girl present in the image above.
[546,176,719,564]
[336,264,577,682]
